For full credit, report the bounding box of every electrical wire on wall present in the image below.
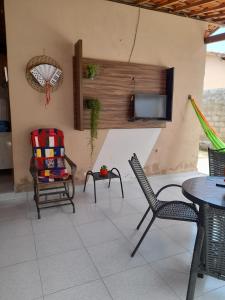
[128,7,141,63]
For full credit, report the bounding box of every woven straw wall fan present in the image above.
[26,55,63,105]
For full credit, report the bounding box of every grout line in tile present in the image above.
[31,217,45,298]
[194,281,225,299]
[42,278,106,299]
[0,257,38,271]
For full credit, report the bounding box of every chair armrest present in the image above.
[65,155,77,175]
[29,157,38,180]
[155,184,181,197]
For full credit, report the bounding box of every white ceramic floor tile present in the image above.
[32,213,74,235]
[0,235,36,267]
[76,219,123,247]
[126,196,149,213]
[34,226,83,258]
[151,252,225,299]
[82,185,112,203]
[44,280,111,300]
[87,238,146,277]
[111,212,155,240]
[151,252,192,275]
[154,217,183,229]
[38,249,99,295]
[104,265,180,300]
[138,227,187,262]
[0,218,32,239]
[0,171,208,300]
[97,198,138,220]
[0,261,42,300]
[161,222,197,251]
[28,204,63,220]
[69,203,106,226]
[196,285,225,300]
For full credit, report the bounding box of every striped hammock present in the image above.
[189,95,225,150]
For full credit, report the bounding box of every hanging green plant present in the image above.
[86,64,97,79]
[86,98,101,155]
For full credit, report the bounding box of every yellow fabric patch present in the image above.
[45,170,50,176]
[36,149,41,158]
[50,149,54,157]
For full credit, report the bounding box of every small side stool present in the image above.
[83,168,124,203]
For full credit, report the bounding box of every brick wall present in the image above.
[200,88,225,149]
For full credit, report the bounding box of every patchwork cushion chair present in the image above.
[30,128,76,219]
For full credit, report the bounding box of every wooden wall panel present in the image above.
[82,58,167,129]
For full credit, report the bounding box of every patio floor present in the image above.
[0,171,224,300]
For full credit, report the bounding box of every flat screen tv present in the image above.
[133,94,167,120]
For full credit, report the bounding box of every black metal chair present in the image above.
[129,153,199,257]
[208,148,225,176]
[186,204,225,300]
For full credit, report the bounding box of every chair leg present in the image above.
[137,206,151,230]
[34,184,41,219]
[131,214,156,257]
[64,182,75,214]
[186,225,205,300]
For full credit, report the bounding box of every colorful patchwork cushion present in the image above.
[30,129,69,182]
[31,128,64,148]
[38,169,69,183]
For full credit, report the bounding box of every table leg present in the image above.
[186,206,205,300]
[83,171,92,192]
[93,177,97,203]
[110,168,124,198]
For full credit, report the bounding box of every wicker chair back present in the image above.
[129,153,158,211]
[208,148,225,176]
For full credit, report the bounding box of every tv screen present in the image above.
[134,94,167,120]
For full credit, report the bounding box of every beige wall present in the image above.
[204,53,225,89]
[4,0,206,190]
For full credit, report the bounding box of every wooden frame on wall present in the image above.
[73,39,174,130]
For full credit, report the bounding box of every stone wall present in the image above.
[200,88,225,149]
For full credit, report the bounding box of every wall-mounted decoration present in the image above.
[26,55,63,105]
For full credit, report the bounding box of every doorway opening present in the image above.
[0,0,14,193]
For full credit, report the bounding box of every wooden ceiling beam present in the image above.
[190,3,225,16]
[211,16,225,22]
[136,0,151,4]
[173,0,217,12]
[204,32,225,44]
[201,10,225,20]
[155,0,180,8]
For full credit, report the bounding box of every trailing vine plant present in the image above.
[86,98,101,155]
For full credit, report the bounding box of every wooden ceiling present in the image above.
[108,0,225,25]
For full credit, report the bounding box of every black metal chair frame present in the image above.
[129,153,199,257]
[83,168,124,203]
[208,147,225,176]
[30,154,77,219]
